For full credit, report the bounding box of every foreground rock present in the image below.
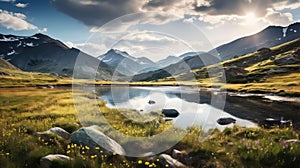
[71,125,126,155]
[217,117,236,125]
[275,54,300,65]
[162,109,180,118]
[159,154,187,168]
[40,154,71,168]
[172,149,191,165]
[36,127,70,140]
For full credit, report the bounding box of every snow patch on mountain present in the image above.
[0,36,20,42]
[7,50,15,56]
[30,36,39,40]
[283,28,288,37]
[102,57,112,62]
[26,42,34,47]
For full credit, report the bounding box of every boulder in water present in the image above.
[217,117,236,125]
[162,109,179,118]
[148,100,156,104]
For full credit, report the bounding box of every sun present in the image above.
[244,12,257,25]
[245,12,256,19]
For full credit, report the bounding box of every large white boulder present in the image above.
[71,125,126,155]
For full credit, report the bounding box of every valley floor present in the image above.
[1,88,300,167]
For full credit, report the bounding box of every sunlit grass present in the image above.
[1,88,300,167]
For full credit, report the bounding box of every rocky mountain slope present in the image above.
[98,49,198,75]
[132,22,300,81]
[213,22,300,61]
[165,38,300,95]
[98,49,155,75]
[0,33,118,80]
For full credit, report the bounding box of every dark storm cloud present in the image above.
[193,0,300,16]
[51,0,142,27]
[142,0,180,9]
[51,0,300,28]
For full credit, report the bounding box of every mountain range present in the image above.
[97,49,199,75]
[0,33,120,80]
[132,22,300,81]
[1,22,300,81]
[213,22,300,61]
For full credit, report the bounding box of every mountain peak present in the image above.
[107,49,130,56]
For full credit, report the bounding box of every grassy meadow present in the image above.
[1,88,300,167]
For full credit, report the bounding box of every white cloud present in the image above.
[89,12,179,33]
[52,0,300,60]
[122,31,177,43]
[65,41,107,56]
[38,27,48,33]
[265,9,293,26]
[15,3,28,8]
[0,9,37,31]
[0,0,15,2]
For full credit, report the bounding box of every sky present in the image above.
[1,0,300,61]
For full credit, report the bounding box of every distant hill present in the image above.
[0,58,18,70]
[213,22,300,61]
[0,33,119,80]
[132,53,220,81]
[166,37,300,95]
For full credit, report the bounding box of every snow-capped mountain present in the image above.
[98,49,199,75]
[0,33,119,80]
[98,49,158,75]
[213,22,300,61]
[179,52,204,59]
[132,22,300,81]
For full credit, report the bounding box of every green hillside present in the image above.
[163,38,300,96]
[0,58,73,87]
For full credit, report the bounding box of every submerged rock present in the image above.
[148,100,156,104]
[217,117,236,125]
[40,154,70,168]
[162,109,180,118]
[71,125,126,155]
[260,117,293,128]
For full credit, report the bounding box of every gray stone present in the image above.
[71,125,126,155]
[159,154,187,168]
[275,54,300,65]
[40,154,71,168]
[36,127,70,140]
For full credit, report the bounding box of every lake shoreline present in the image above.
[1,82,300,97]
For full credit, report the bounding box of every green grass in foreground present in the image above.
[0,88,300,168]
